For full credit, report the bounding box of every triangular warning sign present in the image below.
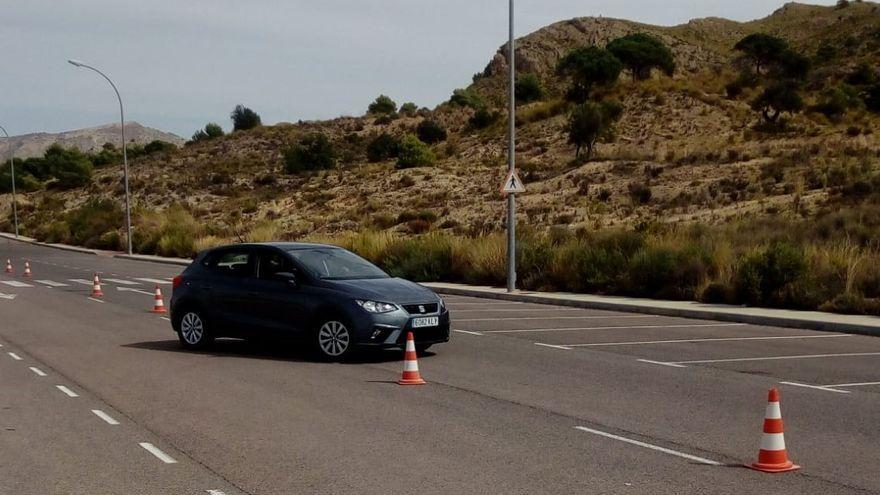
[501,170,526,195]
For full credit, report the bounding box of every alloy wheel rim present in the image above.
[181,312,204,344]
[318,321,350,356]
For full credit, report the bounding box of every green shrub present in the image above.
[449,88,485,109]
[735,242,807,305]
[416,120,447,144]
[366,133,400,162]
[380,235,454,281]
[399,102,418,117]
[515,74,544,103]
[607,33,675,81]
[469,107,499,129]
[368,95,397,115]
[144,140,176,155]
[284,133,337,173]
[43,145,93,190]
[65,199,124,249]
[230,104,262,131]
[557,46,622,102]
[396,135,435,169]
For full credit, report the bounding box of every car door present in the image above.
[246,247,310,337]
[204,247,257,336]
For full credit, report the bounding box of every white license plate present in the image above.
[412,316,439,328]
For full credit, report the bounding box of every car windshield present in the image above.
[286,248,388,280]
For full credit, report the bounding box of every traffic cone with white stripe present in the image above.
[22,261,32,278]
[748,388,800,473]
[91,273,104,298]
[151,285,167,314]
[5,259,12,273]
[397,331,426,385]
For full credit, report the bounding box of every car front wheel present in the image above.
[177,310,214,349]
[315,320,353,361]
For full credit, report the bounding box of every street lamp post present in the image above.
[0,125,19,238]
[506,0,517,292]
[67,59,133,255]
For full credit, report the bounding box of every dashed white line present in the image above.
[534,343,571,350]
[574,426,721,466]
[56,385,79,397]
[206,490,227,495]
[673,352,880,365]
[139,442,178,464]
[452,329,483,336]
[456,315,656,322]
[1,280,34,287]
[29,366,47,377]
[482,323,747,334]
[91,409,120,425]
[104,278,140,285]
[8,352,23,360]
[565,334,852,347]
[35,280,69,287]
[780,381,850,394]
[134,278,172,285]
[69,279,93,285]
[88,297,105,303]
[637,359,687,368]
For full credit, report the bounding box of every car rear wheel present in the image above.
[177,310,214,349]
[315,320,353,361]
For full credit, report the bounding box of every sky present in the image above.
[0,0,838,139]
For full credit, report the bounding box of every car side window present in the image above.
[257,251,290,280]
[208,250,254,278]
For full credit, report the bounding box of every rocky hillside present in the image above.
[6,122,184,159]
[4,1,880,245]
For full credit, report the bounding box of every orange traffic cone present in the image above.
[91,274,104,298]
[22,261,32,278]
[151,285,167,314]
[397,332,426,385]
[5,259,12,273]
[748,388,800,473]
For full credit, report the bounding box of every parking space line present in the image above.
[574,426,721,466]
[134,278,171,285]
[8,352,22,360]
[88,297,105,303]
[482,323,747,334]
[824,381,880,388]
[139,442,178,464]
[103,278,140,285]
[452,308,585,313]
[1,280,33,287]
[453,329,484,336]
[457,315,656,322]
[534,343,571,350]
[69,279,93,285]
[564,334,851,347]
[637,359,687,368]
[56,385,79,397]
[780,381,850,394]
[206,490,227,495]
[673,352,880,365]
[35,280,69,287]
[29,366,47,377]
[91,409,120,425]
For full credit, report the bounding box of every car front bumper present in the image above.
[351,308,451,348]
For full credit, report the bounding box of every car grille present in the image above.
[402,303,439,315]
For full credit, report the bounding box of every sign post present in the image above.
[506,0,517,293]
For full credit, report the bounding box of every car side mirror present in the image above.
[273,271,298,287]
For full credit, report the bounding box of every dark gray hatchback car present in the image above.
[169,242,450,360]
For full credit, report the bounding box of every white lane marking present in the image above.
[8,352,23,360]
[452,329,483,336]
[139,442,178,464]
[116,286,154,296]
[823,381,880,388]
[0,293,16,300]
[453,308,585,313]
[29,366,47,377]
[780,381,850,394]
[91,409,120,425]
[88,297,105,303]
[456,315,656,322]
[69,279,93,285]
[104,278,140,285]
[1,280,33,287]
[206,490,227,495]
[574,426,721,466]
[483,323,748,334]
[446,302,524,307]
[160,316,171,321]
[56,385,79,397]
[35,280,69,287]
[565,334,852,347]
[673,352,880,365]
[637,359,687,368]
[534,343,571,350]
[134,278,171,285]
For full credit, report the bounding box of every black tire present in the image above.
[313,318,355,361]
[175,308,215,350]
[416,344,432,355]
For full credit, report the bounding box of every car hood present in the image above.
[322,277,438,303]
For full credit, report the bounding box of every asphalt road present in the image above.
[1,238,879,494]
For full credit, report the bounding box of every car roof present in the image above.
[211,242,342,251]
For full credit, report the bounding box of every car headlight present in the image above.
[356,300,398,314]
[438,297,446,309]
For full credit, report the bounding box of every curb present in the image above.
[114,254,191,267]
[423,284,880,338]
[0,232,100,256]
